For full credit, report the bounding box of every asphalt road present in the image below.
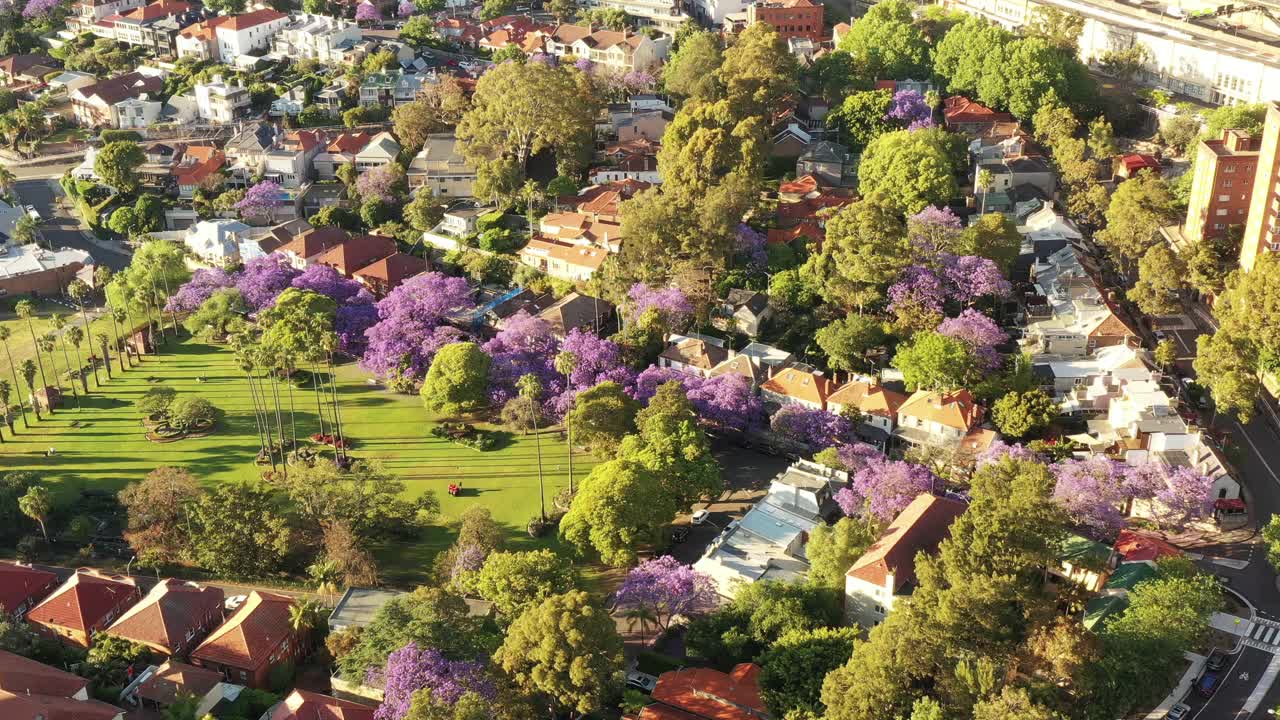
[1183,647,1275,720]
[14,178,132,272]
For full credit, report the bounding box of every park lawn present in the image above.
[0,299,124,389]
[0,335,599,587]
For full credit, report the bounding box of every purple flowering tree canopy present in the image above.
[626,283,694,332]
[613,556,718,631]
[483,311,563,407]
[1051,456,1133,537]
[620,70,656,92]
[770,404,852,450]
[574,57,595,74]
[397,0,414,16]
[1124,463,1215,529]
[360,272,475,378]
[836,442,881,474]
[355,1,382,20]
[939,254,1012,304]
[735,224,768,271]
[885,90,935,131]
[166,267,238,313]
[838,456,938,522]
[336,302,379,356]
[236,253,302,311]
[907,206,962,253]
[292,264,367,305]
[937,309,1007,371]
[550,329,635,418]
[888,265,946,316]
[22,0,59,18]
[355,164,403,205]
[235,180,284,218]
[370,642,495,720]
[976,440,1041,467]
[633,367,765,430]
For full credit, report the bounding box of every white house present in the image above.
[183,220,251,266]
[407,134,476,198]
[213,8,290,64]
[113,96,162,129]
[844,493,967,628]
[270,14,362,65]
[543,25,668,72]
[193,77,250,123]
[894,389,989,450]
[826,379,908,436]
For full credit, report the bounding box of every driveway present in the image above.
[14,178,132,271]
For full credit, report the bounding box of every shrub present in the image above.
[100,129,143,144]
[167,396,217,432]
[137,386,176,417]
[430,423,496,451]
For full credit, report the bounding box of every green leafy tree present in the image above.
[1026,6,1084,49]
[716,22,798,121]
[758,627,858,717]
[815,315,887,372]
[1096,169,1177,272]
[687,582,842,664]
[405,189,445,232]
[494,590,623,717]
[547,0,576,21]
[474,549,578,618]
[893,330,981,391]
[119,466,201,566]
[338,586,491,680]
[564,381,638,458]
[94,140,146,194]
[933,16,1014,96]
[857,129,959,215]
[1128,244,1187,316]
[184,288,247,340]
[662,30,723,102]
[400,16,441,47]
[828,89,893,150]
[837,0,930,79]
[618,380,722,511]
[167,396,217,432]
[800,194,911,312]
[1154,339,1178,369]
[957,212,1022,273]
[420,342,491,416]
[479,0,514,19]
[972,687,1063,720]
[559,459,675,566]
[991,389,1057,439]
[188,483,294,578]
[806,517,879,590]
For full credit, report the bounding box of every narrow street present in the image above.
[13,177,132,272]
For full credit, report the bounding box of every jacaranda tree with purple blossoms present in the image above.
[885,89,935,131]
[939,253,1012,304]
[166,267,236,314]
[736,223,768,271]
[633,366,764,430]
[355,1,382,20]
[836,456,938,522]
[361,272,475,379]
[235,180,284,218]
[397,0,414,15]
[483,311,563,408]
[1123,462,1215,529]
[371,642,495,720]
[907,205,962,253]
[355,164,405,205]
[626,283,694,333]
[1051,456,1135,537]
[236,254,302,310]
[937,308,1007,371]
[22,0,59,18]
[613,556,718,632]
[770,404,852,450]
[550,329,634,418]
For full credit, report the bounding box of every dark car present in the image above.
[1207,649,1230,672]
[1196,671,1220,698]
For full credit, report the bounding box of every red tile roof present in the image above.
[26,570,139,635]
[104,579,223,655]
[174,145,225,187]
[847,494,967,590]
[120,0,189,21]
[0,690,123,720]
[943,96,1015,126]
[284,130,326,153]
[221,8,287,30]
[827,381,907,419]
[760,367,835,407]
[767,221,822,245]
[1120,153,1161,173]
[353,252,427,290]
[325,131,375,154]
[1114,530,1182,563]
[280,226,349,260]
[0,650,89,698]
[778,174,820,196]
[135,660,223,705]
[315,234,396,276]
[271,689,376,720]
[0,562,57,615]
[191,591,297,672]
[648,664,766,720]
[897,389,983,432]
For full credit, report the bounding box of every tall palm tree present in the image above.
[66,325,88,399]
[15,300,50,411]
[231,333,275,472]
[554,350,577,495]
[49,314,80,408]
[288,598,321,634]
[0,163,16,197]
[110,307,130,371]
[95,332,112,381]
[36,333,59,408]
[306,559,341,603]
[19,485,51,543]
[0,378,10,440]
[518,373,547,523]
[67,280,100,387]
[0,326,28,428]
[20,359,39,421]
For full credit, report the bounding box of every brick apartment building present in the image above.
[746,0,824,42]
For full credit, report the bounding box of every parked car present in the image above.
[1165,703,1191,720]
[224,594,248,612]
[1196,671,1220,697]
[691,509,710,526]
[1207,649,1230,672]
[1154,330,1168,343]
[626,671,657,693]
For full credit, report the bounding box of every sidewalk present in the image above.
[1145,651,1207,719]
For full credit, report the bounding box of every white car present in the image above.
[690,509,710,526]
[626,670,658,693]
[1165,703,1191,720]
[224,594,248,612]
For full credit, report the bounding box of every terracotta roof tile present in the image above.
[827,381,907,418]
[649,664,766,720]
[315,234,396,276]
[0,689,123,720]
[26,570,139,636]
[135,661,223,705]
[1114,530,1182,563]
[760,368,834,407]
[0,562,58,615]
[659,339,731,371]
[0,650,89,698]
[271,689,376,720]
[353,252,427,290]
[897,389,983,432]
[120,0,189,21]
[325,131,375,154]
[104,579,223,655]
[847,494,966,590]
[220,8,287,30]
[191,591,297,672]
[281,226,349,260]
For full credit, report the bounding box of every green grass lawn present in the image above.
[0,335,598,586]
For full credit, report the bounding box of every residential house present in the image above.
[746,0,823,41]
[129,660,242,716]
[640,664,767,720]
[893,389,992,456]
[0,562,58,619]
[695,461,835,596]
[213,9,290,64]
[407,134,476,197]
[359,70,423,108]
[270,85,307,117]
[67,0,145,32]
[796,141,857,188]
[844,493,967,628]
[223,121,279,186]
[0,651,125,720]
[760,366,835,411]
[0,244,95,297]
[175,16,228,61]
[353,252,427,296]
[240,218,311,261]
[113,95,163,129]
[270,14,362,65]
[687,0,752,26]
[605,106,672,144]
[70,71,163,127]
[658,337,732,378]
[270,690,376,720]
[105,1,199,56]
[542,25,668,73]
[827,379,908,438]
[1052,535,1117,595]
[262,130,326,189]
[975,155,1057,203]
[103,579,224,658]
[720,289,772,337]
[518,238,610,283]
[0,54,60,89]
[47,70,98,96]
[189,591,305,689]
[278,226,350,269]
[1084,561,1159,631]
[1039,344,1156,413]
[183,219,251,266]
[1113,529,1183,564]
[943,95,1015,136]
[539,211,623,252]
[26,569,142,648]
[422,204,493,251]
[314,233,396,278]
[355,132,401,172]
[315,131,375,180]
[193,76,250,122]
[173,145,226,199]
[1023,245,1139,358]
[560,179,651,221]
[708,354,765,388]
[296,183,352,220]
[738,341,794,370]
[536,292,614,338]
[1113,153,1162,181]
